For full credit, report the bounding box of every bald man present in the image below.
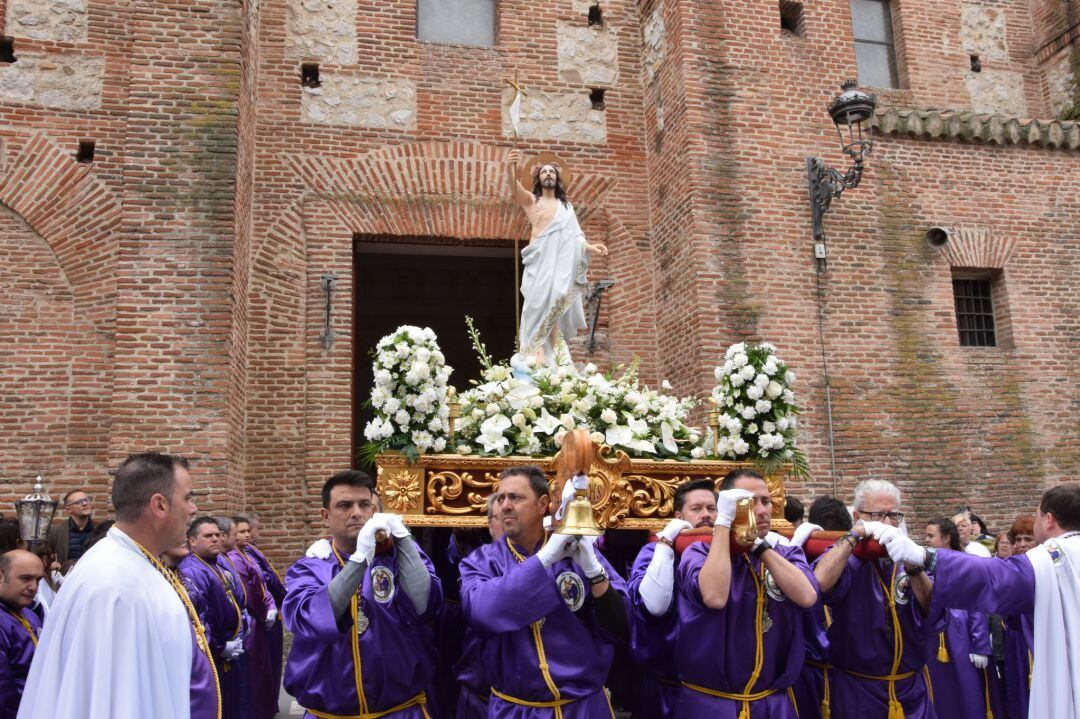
[0,550,44,716]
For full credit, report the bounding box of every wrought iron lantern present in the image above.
[14,476,59,546]
[807,80,877,243]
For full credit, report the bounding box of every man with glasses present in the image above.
[812,479,945,718]
[46,490,95,566]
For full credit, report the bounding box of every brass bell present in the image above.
[731,496,758,547]
[552,428,603,537]
[556,480,603,537]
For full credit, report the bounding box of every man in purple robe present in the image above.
[0,550,43,718]
[181,516,248,719]
[164,541,220,719]
[246,516,286,703]
[812,479,945,719]
[675,469,818,717]
[627,478,717,718]
[283,470,441,719]
[230,516,278,719]
[459,464,630,718]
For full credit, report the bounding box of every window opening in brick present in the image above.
[588,3,604,26]
[969,54,981,72]
[417,0,497,46]
[850,0,899,88]
[76,140,95,164]
[779,0,805,36]
[590,88,606,110]
[301,63,321,88]
[0,38,15,64]
[953,278,997,347]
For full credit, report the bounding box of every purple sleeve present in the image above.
[931,551,1035,618]
[282,559,346,642]
[460,553,562,636]
[777,544,820,598]
[675,542,708,608]
[968,610,992,656]
[0,627,18,717]
[813,547,856,604]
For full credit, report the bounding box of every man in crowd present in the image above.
[245,515,286,701]
[627,478,717,718]
[675,469,818,716]
[460,465,629,716]
[784,496,805,530]
[230,516,278,719]
[283,470,441,718]
[873,484,1080,717]
[813,479,945,718]
[0,550,43,717]
[20,452,215,718]
[46,489,96,566]
[182,516,247,719]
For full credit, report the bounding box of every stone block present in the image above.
[502,87,606,144]
[301,74,416,129]
[557,21,619,86]
[4,0,87,43]
[966,69,1027,117]
[0,52,104,111]
[285,0,359,65]
[959,4,1007,63]
[1044,52,1077,118]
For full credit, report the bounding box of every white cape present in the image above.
[1028,532,1080,718]
[18,527,193,719]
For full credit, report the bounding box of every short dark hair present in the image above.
[1040,484,1080,532]
[927,517,962,551]
[969,512,988,535]
[112,453,190,523]
[321,470,377,509]
[674,479,717,513]
[62,489,90,505]
[719,467,764,491]
[187,517,219,540]
[232,515,251,528]
[0,519,20,554]
[784,496,805,524]
[499,465,549,500]
[808,496,853,532]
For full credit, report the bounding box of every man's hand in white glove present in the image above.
[873,525,927,567]
[857,520,887,539]
[658,519,693,544]
[222,637,245,660]
[716,489,755,528]
[536,532,576,568]
[265,608,278,629]
[352,517,391,564]
[790,522,823,548]
[378,513,412,540]
[969,653,989,669]
[570,535,604,579]
[305,538,332,559]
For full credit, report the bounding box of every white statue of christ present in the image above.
[506,148,608,366]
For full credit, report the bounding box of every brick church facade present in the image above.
[1,0,1077,560]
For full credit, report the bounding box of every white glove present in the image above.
[222,637,245,660]
[970,653,989,669]
[791,522,822,548]
[858,520,886,539]
[265,608,277,629]
[543,515,553,533]
[378,513,412,540]
[658,519,692,543]
[571,536,604,578]
[352,517,390,564]
[536,532,575,568]
[716,489,754,528]
[875,527,927,567]
[305,538,332,559]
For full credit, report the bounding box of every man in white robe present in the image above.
[871,482,1080,718]
[506,149,608,365]
[18,452,208,719]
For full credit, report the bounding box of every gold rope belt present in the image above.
[682,681,796,719]
[307,691,428,719]
[842,668,914,682]
[490,687,574,708]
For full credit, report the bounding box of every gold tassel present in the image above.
[889,699,905,719]
[738,703,750,719]
[937,633,950,663]
[821,699,830,719]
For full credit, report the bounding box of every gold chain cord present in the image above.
[194,552,244,637]
[331,542,370,716]
[2,606,37,646]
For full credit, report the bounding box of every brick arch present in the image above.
[0,131,121,330]
[939,225,1019,270]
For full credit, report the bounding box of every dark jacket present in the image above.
[46,517,94,566]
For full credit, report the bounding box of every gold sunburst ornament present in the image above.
[382,469,422,512]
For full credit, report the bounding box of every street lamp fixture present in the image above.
[807,80,877,243]
[14,475,58,546]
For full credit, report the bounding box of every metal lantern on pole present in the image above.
[14,475,59,546]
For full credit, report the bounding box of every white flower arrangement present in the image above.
[362,326,452,461]
[710,342,808,477]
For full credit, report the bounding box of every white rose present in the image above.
[583,363,598,374]
[754,373,770,388]
[765,381,783,399]
[512,413,527,429]
[746,385,763,401]
[733,438,750,455]
[590,431,605,445]
[763,421,776,433]
[740,365,756,380]
[433,437,447,453]
[600,408,618,424]
[691,447,705,459]
[486,403,500,417]
[755,399,772,413]
[730,374,746,388]
[733,352,749,368]
[560,413,575,429]
[456,444,472,455]
[783,389,795,404]
[394,409,410,426]
[383,397,401,414]
[777,417,790,431]
[741,406,756,420]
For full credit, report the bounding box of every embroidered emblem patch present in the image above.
[1047,540,1064,567]
[557,571,586,612]
[894,574,912,605]
[356,607,369,635]
[764,570,785,602]
[371,565,395,604]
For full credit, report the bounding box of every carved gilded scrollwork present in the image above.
[426,470,500,515]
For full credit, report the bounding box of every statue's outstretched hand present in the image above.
[586,243,608,257]
[507,148,522,165]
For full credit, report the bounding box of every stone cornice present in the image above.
[873,107,1080,151]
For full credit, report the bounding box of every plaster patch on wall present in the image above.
[502,88,606,143]
[301,74,416,129]
[4,0,87,43]
[557,22,619,86]
[285,0,358,65]
[0,53,104,110]
[1044,52,1077,118]
[642,3,665,85]
[959,4,1007,63]
[966,69,1027,117]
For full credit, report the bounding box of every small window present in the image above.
[0,37,15,63]
[301,63,321,88]
[850,0,899,88]
[417,0,497,46]
[76,140,96,163]
[953,278,996,347]
[779,0,805,36]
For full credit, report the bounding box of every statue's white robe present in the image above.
[519,201,590,363]
[18,527,193,719]
[1029,532,1080,718]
